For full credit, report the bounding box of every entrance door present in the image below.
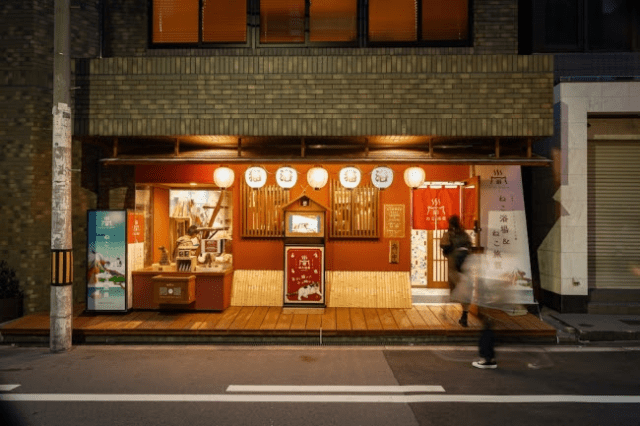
[410,178,480,289]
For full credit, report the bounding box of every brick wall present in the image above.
[0,0,99,314]
[74,55,554,138]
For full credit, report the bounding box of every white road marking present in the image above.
[1,394,639,403]
[226,385,445,393]
[0,385,20,392]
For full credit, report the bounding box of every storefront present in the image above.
[85,155,545,314]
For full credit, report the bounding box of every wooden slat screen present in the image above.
[241,181,290,238]
[330,180,379,239]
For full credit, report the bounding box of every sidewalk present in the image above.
[539,306,640,344]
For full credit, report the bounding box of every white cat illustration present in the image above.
[287,282,321,301]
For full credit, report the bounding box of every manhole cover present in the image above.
[620,320,640,326]
[578,323,594,328]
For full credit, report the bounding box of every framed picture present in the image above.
[284,245,325,306]
[284,211,324,238]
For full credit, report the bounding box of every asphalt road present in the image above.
[1,344,639,426]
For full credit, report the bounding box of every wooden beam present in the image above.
[301,137,306,158]
[112,137,118,158]
[494,138,500,159]
[174,138,180,156]
[237,137,242,157]
[527,137,532,158]
[429,140,433,158]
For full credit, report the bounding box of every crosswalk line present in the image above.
[0,385,20,392]
[226,385,445,393]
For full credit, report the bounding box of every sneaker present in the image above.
[472,360,497,369]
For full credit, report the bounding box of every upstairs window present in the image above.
[368,0,470,44]
[530,0,639,52]
[260,0,358,44]
[152,0,248,45]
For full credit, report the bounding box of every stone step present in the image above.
[589,289,640,303]
[588,303,640,315]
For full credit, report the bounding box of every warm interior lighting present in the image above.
[276,166,298,189]
[214,167,235,189]
[404,167,425,189]
[245,166,267,189]
[339,166,361,189]
[307,166,329,190]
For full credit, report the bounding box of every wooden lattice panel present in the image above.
[326,271,411,308]
[231,270,283,307]
[241,182,290,238]
[330,180,379,238]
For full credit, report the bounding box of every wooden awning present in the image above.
[79,135,552,167]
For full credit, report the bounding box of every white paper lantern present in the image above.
[339,166,361,189]
[244,166,267,189]
[213,167,235,189]
[404,167,425,189]
[275,166,298,189]
[371,166,394,190]
[307,167,328,190]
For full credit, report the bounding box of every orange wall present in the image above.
[152,187,170,264]
[136,163,470,271]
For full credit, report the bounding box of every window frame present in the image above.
[147,0,474,49]
[148,0,252,49]
[530,0,640,53]
[366,0,474,48]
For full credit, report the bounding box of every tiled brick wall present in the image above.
[0,0,100,314]
[75,55,553,138]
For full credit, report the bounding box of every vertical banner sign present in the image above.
[284,246,325,305]
[474,166,534,306]
[127,211,145,310]
[87,210,127,312]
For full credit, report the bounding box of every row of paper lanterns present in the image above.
[213,166,427,190]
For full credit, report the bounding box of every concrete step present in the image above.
[588,303,640,315]
[589,289,640,303]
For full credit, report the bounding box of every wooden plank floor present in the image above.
[0,304,556,341]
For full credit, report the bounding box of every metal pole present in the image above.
[51,0,73,353]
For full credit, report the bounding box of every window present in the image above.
[260,0,358,44]
[150,0,471,47]
[241,181,290,238]
[368,0,470,44]
[530,0,639,52]
[152,0,247,45]
[330,180,379,239]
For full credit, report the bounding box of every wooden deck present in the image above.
[0,304,557,344]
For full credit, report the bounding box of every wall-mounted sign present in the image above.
[371,166,394,189]
[339,166,361,189]
[87,210,128,312]
[245,166,267,189]
[276,166,297,189]
[384,204,405,238]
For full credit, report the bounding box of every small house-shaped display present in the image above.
[281,194,327,307]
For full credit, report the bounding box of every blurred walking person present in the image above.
[440,215,472,327]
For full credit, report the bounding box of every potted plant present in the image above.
[0,260,23,323]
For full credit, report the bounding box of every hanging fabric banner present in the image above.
[413,187,460,230]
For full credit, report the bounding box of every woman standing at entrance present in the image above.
[440,215,472,327]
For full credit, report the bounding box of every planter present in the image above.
[0,298,23,323]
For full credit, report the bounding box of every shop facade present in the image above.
[0,0,554,316]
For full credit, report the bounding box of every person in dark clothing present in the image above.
[440,215,472,327]
[473,317,497,369]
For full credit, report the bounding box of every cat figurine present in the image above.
[288,282,321,301]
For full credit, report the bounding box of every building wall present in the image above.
[0,0,101,314]
[534,82,640,312]
[74,55,553,138]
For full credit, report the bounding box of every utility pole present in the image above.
[51,0,73,352]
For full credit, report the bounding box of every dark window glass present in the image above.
[260,0,305,43]
[310,0,358,42]
[152,0,199,43]
[587,0,631,51]
[543,0,580,48]
[203,0,247,43]
[369,0,417,42]
[421,0,468,41]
